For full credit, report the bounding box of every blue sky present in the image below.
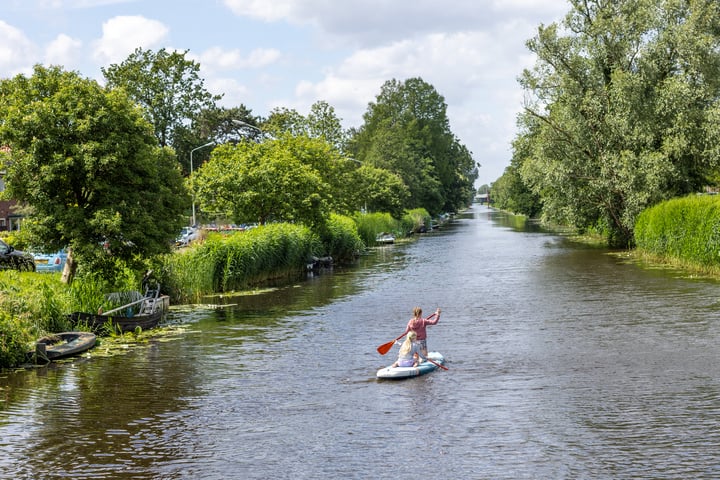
[1,0,569,186]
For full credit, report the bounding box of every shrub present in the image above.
[635,194,720,266]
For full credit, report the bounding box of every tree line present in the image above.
[491,0,720,248]
[0,48,478,283]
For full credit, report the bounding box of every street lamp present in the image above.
[190,141,214,227]
[232,119,263,140]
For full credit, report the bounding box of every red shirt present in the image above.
[403,312,439,340]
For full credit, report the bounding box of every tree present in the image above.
[350,77,477,215]
[262,107,308,138]
[102,47,221,151]
[173,105,261,174]
[193,137,331,229]
[346,165,409,218]
[307,100,348,153]
[516,0,720,247]
[0,65,189,283]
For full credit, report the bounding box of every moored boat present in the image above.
[69,284,169,333]
[375,232,395,245]
[33,331,97,361]
[376,351,445,379]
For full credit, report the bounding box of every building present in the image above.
[0,146,22,231]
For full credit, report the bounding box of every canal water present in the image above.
[2,205,720,479]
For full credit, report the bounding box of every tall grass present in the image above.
[401,208,432,234]
[325,213,365,263]
[635,194,720,266]
[353,212,401,246]
[0,271,117,367]
[158,223,324,303]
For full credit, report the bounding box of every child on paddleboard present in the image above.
[391,330,426,367]
[400,306,440,357]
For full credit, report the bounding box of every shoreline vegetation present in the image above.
[0,209,436,369]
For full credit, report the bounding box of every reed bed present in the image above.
[325,213,365,263]
[353,212,401,246]
[160,223,323,303]
[634,194,720,266]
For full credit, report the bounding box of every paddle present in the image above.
[424,356,449,371]
[376,312,437,355]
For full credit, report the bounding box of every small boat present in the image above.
[376,351,445,379]
[375,232,395,245]
[34,331,97,361]
[68,284,169,333]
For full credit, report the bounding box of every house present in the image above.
[0,146,22,231]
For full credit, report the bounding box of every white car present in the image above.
[175,227,199,247]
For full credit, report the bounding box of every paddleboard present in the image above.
[376,351,445,379]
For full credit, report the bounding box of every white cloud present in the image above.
[45,33,83,68]
[198,46,281,72]
[0,20,37,76]
[223,0,295,22]
[92,15,169,65]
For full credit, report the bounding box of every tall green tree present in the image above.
[192,136,331,229]
[350,77,477,215]
[102,47,221,152]
[307,100,348,153]
[0,65,189,283]
[517,0,720,247]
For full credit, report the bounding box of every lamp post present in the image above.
[190,141,214,227]
[232,119,263,140]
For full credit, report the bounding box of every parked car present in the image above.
[32,249,68,273]
[0,238,36,272]
[175,227,200,247]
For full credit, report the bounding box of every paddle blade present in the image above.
[377,340,395,355]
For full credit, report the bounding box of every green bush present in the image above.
[401,208,432,234]
[635,194,720,265]
[325,213,365,263]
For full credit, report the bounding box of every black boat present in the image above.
[69,283,168,333]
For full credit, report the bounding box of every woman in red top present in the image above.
[401,306,440,357]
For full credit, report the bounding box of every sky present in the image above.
[1,0,570,187]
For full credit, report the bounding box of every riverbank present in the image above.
[0,209,440,369]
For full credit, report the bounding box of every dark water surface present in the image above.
[3,205,720,479]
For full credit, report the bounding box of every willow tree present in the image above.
[0,65,189,283]
[517,0,720,247]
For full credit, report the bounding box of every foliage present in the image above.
[0,310,34,369]
[157,223,322,302]
[262,101,347,151]
[173,105,261,175]
[344,165,409,218]
[307,100,348,153]
[193,135,332,229]
[349,77,478,215]
[0,269,142,368]
[324,214,365,263]
[353,212,401,246]
[401,208,432,234]
[635,194,720,265]
[515,0,720,247]
[102,47,221,151]
[0,65,190,282]
[491,164,542,217]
